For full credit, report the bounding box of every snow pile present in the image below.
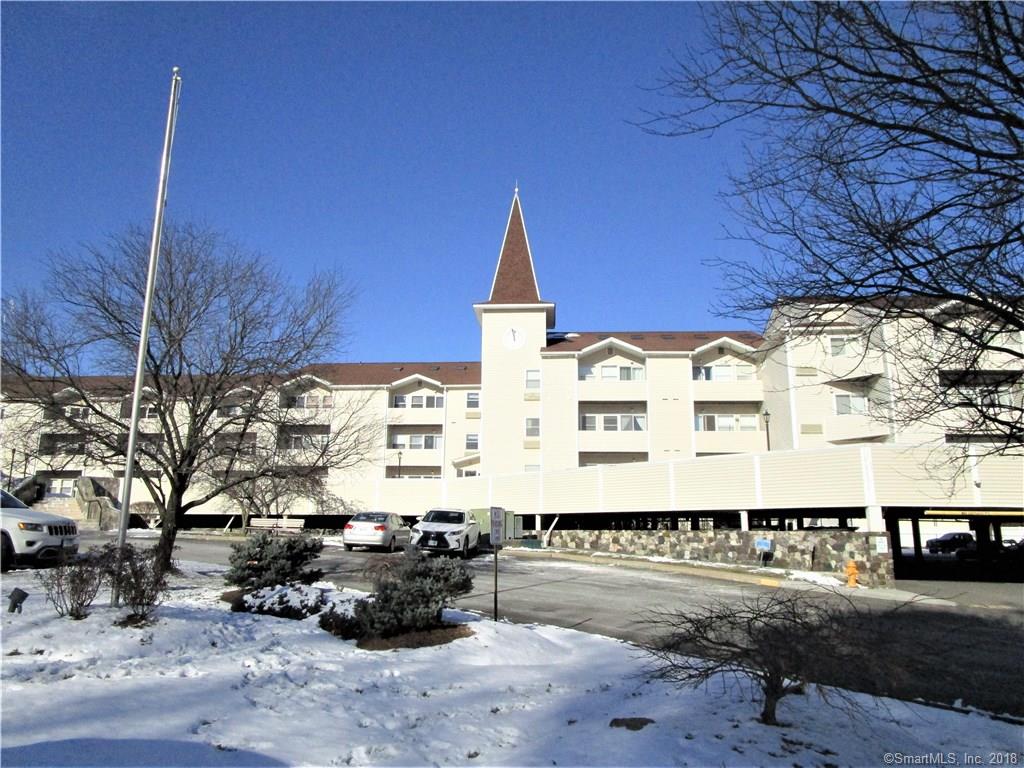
[2,564,1020,767]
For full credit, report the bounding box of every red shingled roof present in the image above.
[485,194,545,304]
[543,331,763,353]
[300,362,481,386]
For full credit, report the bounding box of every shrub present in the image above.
[322,548,473,640]
[225,532,324,591]
[235,584,326,620]
[35,553,105,620]
[318,606,363,640]
[102,543,169,623]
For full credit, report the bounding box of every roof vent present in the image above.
[660,334,676,340]
[392,366,404,371]
[630,334,644,340]
[432,366,441,371]
[694,334,710,339]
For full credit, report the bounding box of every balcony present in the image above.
[385,447,443,467]
[691,380,764,403]
[694,431,765,455]
[577,380,648,402]
[386,407,445,426]
[578,429,648,453]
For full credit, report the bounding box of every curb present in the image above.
[503,547,785,588]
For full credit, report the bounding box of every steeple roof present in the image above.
[487,191,542,304]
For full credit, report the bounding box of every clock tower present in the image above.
[473,189,556,476]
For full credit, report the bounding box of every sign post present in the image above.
[490,506,504,620]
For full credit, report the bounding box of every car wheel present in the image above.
[344,544,353,551]
[0,534,12,573]
[460,538,470,560]
[387,537,396,553]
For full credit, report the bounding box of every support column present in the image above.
[911,517,923,560]
[864,505,885,533]
[738,510,750,531]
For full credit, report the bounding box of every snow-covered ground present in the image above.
[2,561,1020,767]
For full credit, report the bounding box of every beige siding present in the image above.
[759,448,865,508]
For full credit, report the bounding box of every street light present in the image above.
[397,450,403,479]
[763,409,772,452]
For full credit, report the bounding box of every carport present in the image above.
[888,508,1024,581]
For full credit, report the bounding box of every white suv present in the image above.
[1,489,80,572]
[411,508,480,558]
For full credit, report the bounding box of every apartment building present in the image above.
[4,192,1022,550]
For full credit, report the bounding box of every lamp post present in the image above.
[397,450,403,479]
[763,409,772,452]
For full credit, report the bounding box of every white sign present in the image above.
[875,536,889,554]
[489,506,504,548]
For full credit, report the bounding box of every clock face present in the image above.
[503,326,525,349]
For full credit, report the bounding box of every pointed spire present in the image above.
[488,189,542,304]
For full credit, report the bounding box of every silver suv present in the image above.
[1,489,80,571]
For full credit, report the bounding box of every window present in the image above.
[138,403,159,420]
[525,369,541,389]
[619,366,645,382]
[425,395,444,408]
[393,433,442,449]
[620,414,647,431]
[47,477,77,496]
[736,364,755,381]
[694,411,761,431]
[578,365,595,381]
[411,395,424,408]
[281,432,329,450]
[525,418,540,437]
[692,366,713,381]
[601,365,618,381]
[284,393,333,409]
[830,336,857,356]
[835,394,867,415]
[465,433,479,451]
[579,412,649,432]
[457,468,479,478]
[713,365,735,383]
[466,392,480,408]
[392,395,407,408]
[65,405,90,420]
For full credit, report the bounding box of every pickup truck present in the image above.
[1,489,80,571]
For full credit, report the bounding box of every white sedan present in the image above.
[342,512,411,552]
[411,508,480,558]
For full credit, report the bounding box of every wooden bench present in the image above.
[245,517,306,536]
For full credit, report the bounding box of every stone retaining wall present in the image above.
[547,529,894,587]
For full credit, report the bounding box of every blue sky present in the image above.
[2,2,759,364]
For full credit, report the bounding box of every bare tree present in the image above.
[2,223,378,569]
[644,2,1023,455]
[643,591,907,726]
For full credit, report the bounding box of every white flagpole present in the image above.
[113,67,182,606]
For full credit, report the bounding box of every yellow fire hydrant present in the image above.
[845,560,859,588]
